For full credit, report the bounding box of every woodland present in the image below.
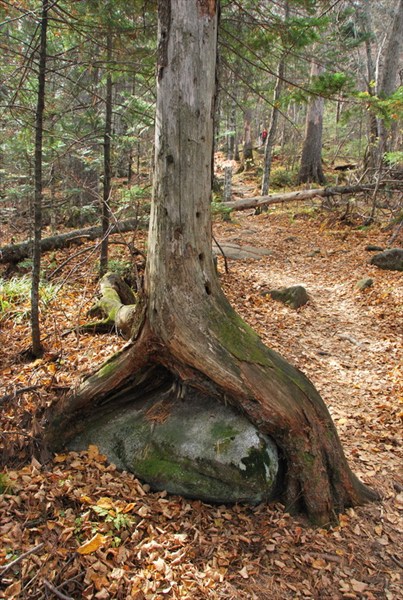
[0,0,402,599]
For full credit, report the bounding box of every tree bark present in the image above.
[261,1,289,196]
[242,108,254,165]
[86,273,138,338]
[31,0,48,357]
[100,11,113,277]
[225,185,377,212]
[0,218,141,265]
[377,0,403,158]
[298,60,326,185]
[45,0,378,526]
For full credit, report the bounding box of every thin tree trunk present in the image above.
[358,4,379,170]
[261,1,289,196]
[242,108,254,165]
[227,89,237,160]
[31,0,48,358]
[100,19,113,277]
[261,59,285,195]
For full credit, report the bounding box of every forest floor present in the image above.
[0,186,402,599]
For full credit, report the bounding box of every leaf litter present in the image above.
[0,205,402,599]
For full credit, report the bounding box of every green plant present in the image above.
[211,201,232,222]
[107,259,135,279]
[385,151,403,167]
[270,166,296,189]
[0,275,59,322]
[91,504,134,531]
[0,473,12,494]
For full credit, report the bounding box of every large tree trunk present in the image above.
[45,0,377,526]
[297,60,326,185]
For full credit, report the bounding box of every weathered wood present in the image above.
[225,185,371,212]
[86,273,138,338]
[0,218,140,264]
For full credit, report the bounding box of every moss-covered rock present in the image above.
[264,285,309,309]
[69,388,279,504]
[370,248,403,272]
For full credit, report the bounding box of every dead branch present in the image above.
[0,544,44,578]
[224,184,395,212]
[43,579,75,600]
[0,218,141,264]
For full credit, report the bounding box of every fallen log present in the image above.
[0,218,140,265]
[226,185,372,212]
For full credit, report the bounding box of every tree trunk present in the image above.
[227,90,237,160]
[377,0,403,158]
[362,0,403,170]
[242,108,254,165]
[358,4,379,171]
[261,58,285,196]
[45,0,377,526]
[261,1,289,196]
[31,0,48,357]
[100,16,113,277]
[225,184,379,212]
[297,60,326,185]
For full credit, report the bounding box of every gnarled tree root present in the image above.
[45,285,379,527]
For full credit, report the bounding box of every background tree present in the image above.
[31,0,49,357]
[297,57,326,184]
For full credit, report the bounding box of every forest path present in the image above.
[215,208,402,487]
[0,204,402,600]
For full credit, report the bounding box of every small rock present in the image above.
[267,285,309,309]
[370,248,403,272]
[365,244,384,252]
[307,248,321,257]
[356,277,373,290]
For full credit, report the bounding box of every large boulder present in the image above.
[69,388,279,504]
[370,248,403,272]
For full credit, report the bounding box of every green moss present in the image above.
[210,302,272,366]
[210,422,239,440]
[303,451,315,467]
[241,447,273,483]
[210,299,322,403]
[135,455,185,480]
[96,356,120,379]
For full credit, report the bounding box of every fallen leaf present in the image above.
[239,566,249,579]
[77,532,106,555]
[351,579,368,593]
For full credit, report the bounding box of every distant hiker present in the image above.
[260,128,268,144]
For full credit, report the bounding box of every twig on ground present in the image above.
[0,385,41,406]
[43,579,75,600]
[213,234,229,273]
[0,543,44,578]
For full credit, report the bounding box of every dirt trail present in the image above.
[216,209,402,486]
